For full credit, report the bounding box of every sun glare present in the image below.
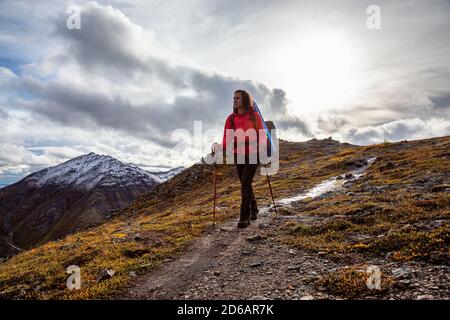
[272,32,359,115]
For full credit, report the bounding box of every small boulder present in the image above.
[398,279,411,288]
[96,269,116,282]
[246,234,263,242]
[392,267,409,278]
[380,161,396,171]
[287,265,301,271]
[134,233,144,241]
[416,294,434,300]
[250,261,263,268]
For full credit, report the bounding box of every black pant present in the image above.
[235,156,259,220]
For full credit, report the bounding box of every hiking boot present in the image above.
[250,199,259,220]
[250,209,258,221]
[237,218,250,228]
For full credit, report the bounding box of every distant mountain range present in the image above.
[0,153,184,257]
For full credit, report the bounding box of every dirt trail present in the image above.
[120,206,284,299]
[120,184,350,299]
[119,159,449,300]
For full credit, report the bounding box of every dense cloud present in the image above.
[13,2,290,148]
[431,93,450,110]
[317,115,348,133]
[0,108,9,120]
[276,116,314,137]
[344,118,450,145]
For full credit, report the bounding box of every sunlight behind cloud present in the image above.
[271,31,360,115]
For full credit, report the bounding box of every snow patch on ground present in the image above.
[278,157,376,206]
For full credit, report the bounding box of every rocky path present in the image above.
[120,201,449,300]
[119,163,450,300]
[120,203,327,300]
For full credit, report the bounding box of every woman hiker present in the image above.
[212,89,267,229]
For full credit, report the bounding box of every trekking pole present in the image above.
[212,145,217,229]
[264,165,277,214]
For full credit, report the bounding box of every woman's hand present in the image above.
[211,142,222,155]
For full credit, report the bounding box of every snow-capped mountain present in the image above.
[0,153,184,258]
[147,166,185,183]
[24,152,184,189]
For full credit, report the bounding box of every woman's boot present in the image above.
[250,198,259,221]
[237,217,250,228]
[237,199,251,228]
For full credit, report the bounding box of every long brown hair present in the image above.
[233,89,254,113]
[231,90,257,132]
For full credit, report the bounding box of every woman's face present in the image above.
[233,92,244,110]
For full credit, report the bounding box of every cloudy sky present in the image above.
[0,0,449,185]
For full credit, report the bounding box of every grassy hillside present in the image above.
[0,136,448,299]
[281,137,449,261]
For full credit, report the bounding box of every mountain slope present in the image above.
[0,153,184,257]
[0,136,448,299]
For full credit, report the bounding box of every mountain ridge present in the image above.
[0,153,184,257]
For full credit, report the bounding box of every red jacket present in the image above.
[222,106,266,155]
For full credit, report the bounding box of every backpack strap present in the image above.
[250,111,259,145]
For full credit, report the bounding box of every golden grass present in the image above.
[0,136,448,299]
[316,265,396,298]
[279,136,450,264]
